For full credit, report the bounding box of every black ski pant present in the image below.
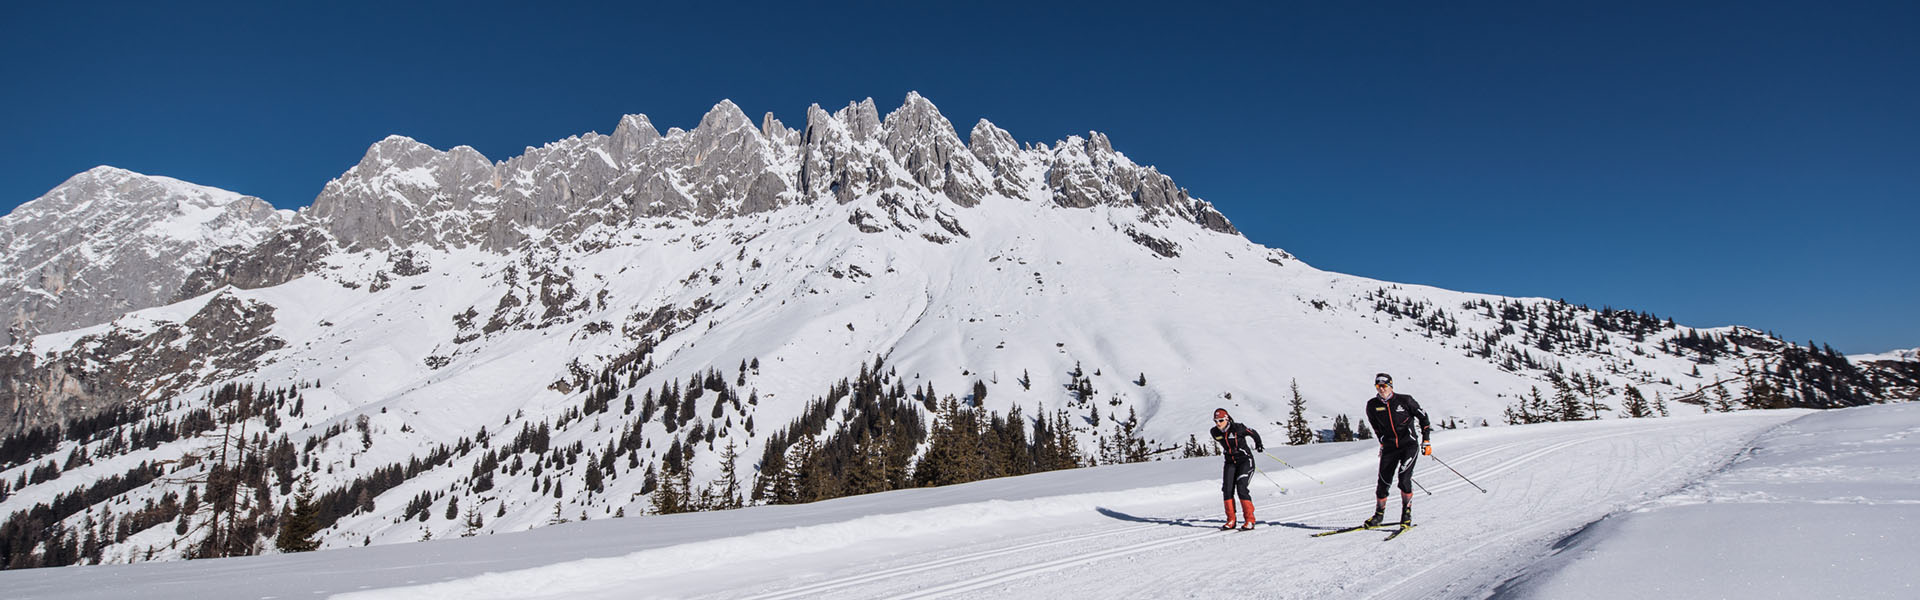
[1375,444,1419,499]
[1222,456,1254,500]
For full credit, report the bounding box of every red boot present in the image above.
[1221,499,1238,530]
[1239,500,1256,530]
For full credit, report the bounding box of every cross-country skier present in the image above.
[1209,408,1264,530]
[1362,373,1431,527]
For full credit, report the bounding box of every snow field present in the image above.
[16,406,1915,599]
[323,410,1803,600]
[1495,403,1920,599]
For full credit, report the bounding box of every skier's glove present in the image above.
[1422,442,1432,456]
[1256,445,1265,453]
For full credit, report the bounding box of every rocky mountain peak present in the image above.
[761,112,798,147]
[6,94,1251,346]
[696,100,753,135]
[359,135,445,171]
[880,92,989,206]
[967,119,1029,200]
[838,98,884,141]
[1,167,288,344]
[610,114,662,165]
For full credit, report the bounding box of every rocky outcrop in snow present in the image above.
[0,167,289,345]
[0,291,283,433]
[295,93,1236,253]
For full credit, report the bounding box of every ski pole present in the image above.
[1411,477,1431,496]
[1254,465,1289,494]
[1429,453,1487,493]
[1261,451,1324,485]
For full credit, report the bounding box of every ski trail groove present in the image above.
[733,521,1165,600]
[871,430,1650,600]
[882,528,1232,600]
[1358,422,1742,600]
[737,439,1540,600]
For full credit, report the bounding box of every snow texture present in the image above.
[11,406,1913,599]
[1,95,1911,593]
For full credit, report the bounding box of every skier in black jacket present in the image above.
[1209,408,1264,530]
[1362,373,1431,527]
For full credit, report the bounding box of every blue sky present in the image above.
[2,1,1914,353]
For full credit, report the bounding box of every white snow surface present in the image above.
[5,96,1903,582]
[11,406,1916,599]
[0,177,1869,568]
[1491,402,1920,599]
[1850,347,1919,363]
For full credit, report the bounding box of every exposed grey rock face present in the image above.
[968,119,1032,201]
[0,167,290,345]
[1041,133,1237,234]
[0,291,283,433]
[3,93,1239,350]
[800,100,900,204]
[615,100,794,219]
[177,226,338,301]
[303,136,499,251]
[294,92,1236,254]
[882,92,991,207]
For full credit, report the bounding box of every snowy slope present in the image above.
[10,405,1915,599]
[0,166,289,345]
[1494,402,1920,599]
[1851,347,1919,363]
[1,95,1909,574]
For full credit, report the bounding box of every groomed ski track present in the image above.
[334,410,1801,600]
[0,410,1812,599]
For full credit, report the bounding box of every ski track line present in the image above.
[731,521,1167,600]
[1358,421,1759,600]
[872,431,1639,600]
[737,440,1538,600]
[882,528,1235,600]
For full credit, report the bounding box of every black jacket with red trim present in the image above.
[1210,421,1264,461]
[1365,393,1432,450]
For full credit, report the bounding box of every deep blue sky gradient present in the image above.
[3,1,1914,352]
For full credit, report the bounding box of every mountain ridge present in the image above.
[1,166,290,346]
[0,94,1912,570]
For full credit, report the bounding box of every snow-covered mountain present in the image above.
[3,405,1915,599]
[0,94,1913,571]
[0,167,291,346]
[1852,347,1920,364]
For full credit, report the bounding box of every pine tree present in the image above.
[584,462,604,494]
[460,505,484,538]
[844,430,891,496]
[713,439,744,509]
[1620,386,1651,418]
[1711,383,1736,412]
[914,397,985,487]
[1032,409,1084,471]
[1527,386,1554,422]
[650,467,690,514]
[794,434,838,502]
[1182,434,1211,458]
[1285,379,1313,446]
[770,435,816,504]
[1553,376,1587,421]
[1109,407,1149,464]
[1331,415,1354,442]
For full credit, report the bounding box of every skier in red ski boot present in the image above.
[1209,408,1265,530]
